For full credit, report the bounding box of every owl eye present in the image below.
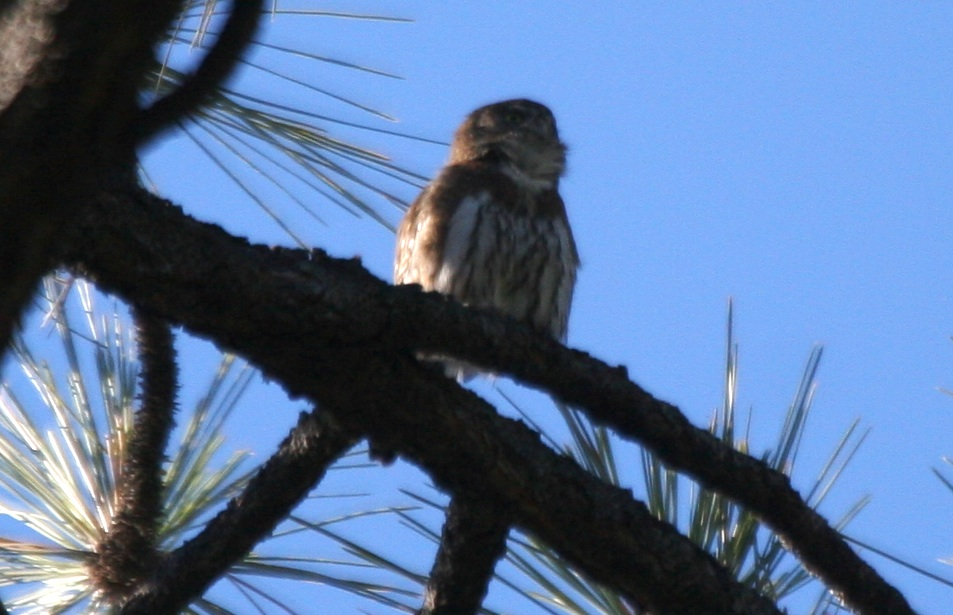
[502,110,524,125]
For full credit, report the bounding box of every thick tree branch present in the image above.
[63,185,918,614]
[0,14,219,600]
[62,188,791,615]
[0,0,194,352]
[404,309,911,614]
[121,410,357,614]
[0,3,914,612]
[93,311,178,600]
[419,494,511,615]
[133,0,265,144]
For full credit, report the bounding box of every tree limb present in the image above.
[133,0,265,144]
[397,297,909,614]
[0,0,196,352]
[63,184,917,614]
[92,310,178,600]
[121,410,358,614]
[419,494,512,615]
[62,186,798,615]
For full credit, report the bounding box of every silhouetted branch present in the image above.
[62,187,793,615]
[0,0,184,353]
[0,2,919,612]
[92,310,178,600]
[61,184,917,615]
[133,0,265,144]
[418,494,511,615]
[412,310,901,615]
[121,410,357,614]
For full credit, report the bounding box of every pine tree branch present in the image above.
[133,0,265,144]
[418,494,511,615]
[121,410,357,614]
[0,0,201,353]
[0,2,917,612]
[61,186,794,615]
[409,311,905,615]
[59,183,917,615]
[93,310,178,600]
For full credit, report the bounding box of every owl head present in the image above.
[449,98,567,189]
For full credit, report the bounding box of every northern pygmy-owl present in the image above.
[395,98,578,378]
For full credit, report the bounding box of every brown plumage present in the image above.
[395,99,579,378]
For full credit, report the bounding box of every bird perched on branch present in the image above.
[394,98,578,379]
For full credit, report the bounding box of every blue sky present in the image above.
[136,2,953,612]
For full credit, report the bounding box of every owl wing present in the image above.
[542,198,578,342]
[395,165,497,382]
[394,165,499,292]
[394,184,443,288]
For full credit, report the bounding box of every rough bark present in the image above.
[92,311,177,599]
[0,1,918,613]
[419,494,512,615]
[121,410,357,614]
[0,0,175,352]
[56,185,913,615]
[0,0,261,354]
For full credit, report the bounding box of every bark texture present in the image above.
[92,311,177,599]
[56,186,913,615]
[419,495,512,615]
[0,1,918,613]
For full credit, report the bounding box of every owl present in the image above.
[395,98,578,379]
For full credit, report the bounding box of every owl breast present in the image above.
[434,190,577,341]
